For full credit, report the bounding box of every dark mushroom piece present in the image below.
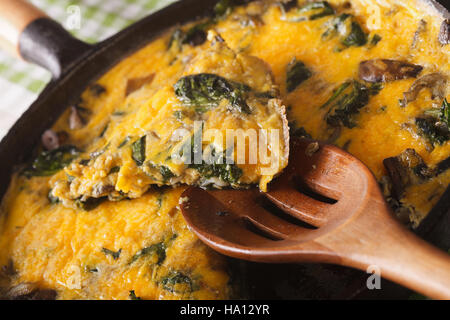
[41,130,69,151]
[286,58,312,92]
[384,156,410,200]
[438,19,450,45]
[125,73,156,96]
[168,21,211,51]
[183,22,210,46]
[383,148,435,200]
[358,59,423,83]
[69,106,85,130]
[411,19,427,48]
[92,183,115,198]
[400,73,447,107]
[5,283,57,300]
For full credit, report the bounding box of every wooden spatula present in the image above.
[180,138,450,299]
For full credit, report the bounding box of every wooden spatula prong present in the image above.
[180,138,450,299]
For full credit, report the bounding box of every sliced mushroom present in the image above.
[6,283,37,298]
[41,130,68,151]
[359,59,423,83]
[412,19,426,48]
[69,106,85,130]
[400,73,447,107]
[383,148,435,199]
[5,283,57,300]
[384,158,408,200]
[126,73,156,96]
[438,19,450,45]
[92,183,115,198]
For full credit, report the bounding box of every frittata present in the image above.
[0,0,448,300]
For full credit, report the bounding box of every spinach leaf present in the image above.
[368,82,383,95]
[174,73,251,114]
[23,145,80,177]
[183,22,211,46]
[181,140,243,185]
[282,1,334,22]
[434,98,450,127]
[322,14,367,48]
[286,58,312,92]
[320,82,351,109]
[442,98,450,127]
[160,271,195,293]
[190,162,242,185]
[418,99,450,146]
[298,1,334,20]
[324,80,371,128]
[289,121,312,139]
[369,34,382,47]
[101,247,122,260]
[415,117,449,146]
[131,136,146,166]
[342,22,367,47]
[99,123,109,138]
[168,21,212,50]
[48,190,59,204]
[214,0,235,19]
[129,290,141,300]
[75,197,104,211]
[129,242,166,265]
[108,166,120,174]
[160,166,175,182]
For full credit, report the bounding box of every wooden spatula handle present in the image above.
[0,0,47,57]
[325,196,450,300]
[0,0,90,77]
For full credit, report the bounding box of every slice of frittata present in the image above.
[47,31,289,209]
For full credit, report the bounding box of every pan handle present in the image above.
[0,0,92,78]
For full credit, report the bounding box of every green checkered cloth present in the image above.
[0,0,175,138]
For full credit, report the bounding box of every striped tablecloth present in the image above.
[0,0,175,139]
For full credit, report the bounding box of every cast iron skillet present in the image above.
[0,0,448,299]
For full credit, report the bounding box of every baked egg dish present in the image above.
[0,0,449,300]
